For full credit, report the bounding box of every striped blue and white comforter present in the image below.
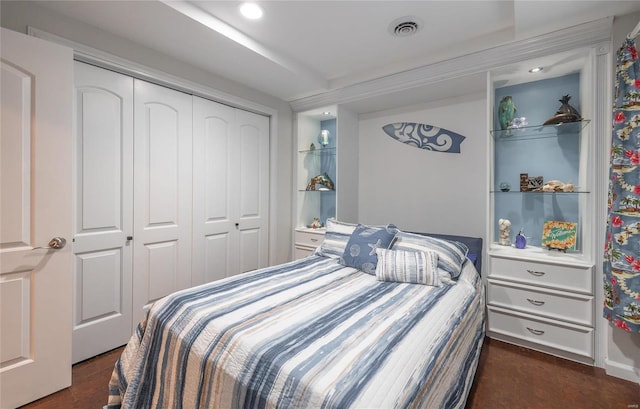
[108,255,485,409]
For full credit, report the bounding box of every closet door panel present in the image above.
[239,228,261,273]
[146,241,178,301]
[204,233,230,283]
[147,103,179,224]
[235,110,270,274]
[79,91,122,230]
[238,127,260,216]
[72,62,133,363]
[192,97,235,285]
[133,80,192,318]
[205,116,230,220]
[75,250,122,320]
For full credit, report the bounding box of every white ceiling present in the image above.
[36,1,640,104]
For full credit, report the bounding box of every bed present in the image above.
[107,224,485,409]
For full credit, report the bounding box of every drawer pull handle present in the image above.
[527,269,545,276]
[310,238,318,242]
[526,327,545,336]
[527,298,545,306]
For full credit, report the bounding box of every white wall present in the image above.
[603,11,640,384]
[358,94,487,240]
[0,0,294,264]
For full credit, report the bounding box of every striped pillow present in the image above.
[375,248,441,286]
[390,231,469,279]
[315,218,358,259]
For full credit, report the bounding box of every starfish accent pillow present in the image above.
[341,224,397,274]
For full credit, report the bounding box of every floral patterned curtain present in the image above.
[604,36,640,333]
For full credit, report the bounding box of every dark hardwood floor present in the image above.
[466,338,639,409]
[19,337,640,409]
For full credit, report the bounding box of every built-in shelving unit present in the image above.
[292,105,358,259]
[486,50,598,365]
[293,107,337,258]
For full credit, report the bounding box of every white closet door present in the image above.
[234,109,270,274]
[192,97,269,286]
[192,97,236,285]
[72,62,134,363]
[132,80,192,322]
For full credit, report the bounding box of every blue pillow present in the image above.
[341,224,398,274]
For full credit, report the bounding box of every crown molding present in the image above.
[26,26,277,118]
[289,17,613,113]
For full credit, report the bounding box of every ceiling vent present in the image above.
[389,16,422,37]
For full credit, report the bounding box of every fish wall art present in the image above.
[381,122,466,153]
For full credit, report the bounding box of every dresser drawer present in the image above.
[295,229,324,248]
[489,257,593,294]
[294,245,315,260]
[487,280,593,326]
[488,306,594,359]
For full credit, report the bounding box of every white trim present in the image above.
[27,26,282,266]
[594,40,613,370]
[605,358,640,384]
[27,26,275,116]
[289,17,613,113]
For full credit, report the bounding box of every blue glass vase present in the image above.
[515,230,527,249]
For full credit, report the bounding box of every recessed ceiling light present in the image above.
[529,66,544,73]
[240,2,263,19]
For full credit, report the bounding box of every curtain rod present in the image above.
[631,20,640,38]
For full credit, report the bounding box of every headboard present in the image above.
[410,232,483,274]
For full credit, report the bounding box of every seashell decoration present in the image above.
[534,180,578,192]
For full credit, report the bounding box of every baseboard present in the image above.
[605,359,640,384]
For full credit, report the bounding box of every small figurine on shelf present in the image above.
[310,217,323,229]
[515,228,527,249]
[520,173,529,192]
[498,96,516,131]
[508,117,528,129]
[527,176,543,191]
[306,172,335,191]
[318,129,331,146]
[499,219,511,246]
[543,94,581,125]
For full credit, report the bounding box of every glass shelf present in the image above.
[298,147,336,154]
[491,120,590,140]
[490,190,590,194]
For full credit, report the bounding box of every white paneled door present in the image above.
[0,28,73,408]
[72,62,134,363]
[192,97,269,286]
[235,108,270,273]
[132,80,193,317]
